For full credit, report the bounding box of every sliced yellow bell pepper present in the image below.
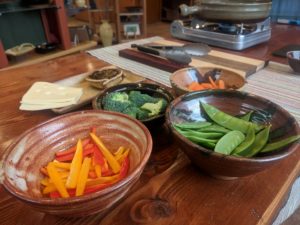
[76,157,91,196]
[90,133,121,173]
[66,139,83,189]
[114,146,125,156]
[46,163,69,198]
[116,148,130,162]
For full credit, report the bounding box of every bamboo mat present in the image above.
[87,37,300,124]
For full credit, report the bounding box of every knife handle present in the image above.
[131,44,160,56]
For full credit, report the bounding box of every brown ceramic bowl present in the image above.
[92,82,174,130]
[170,67,245,96]
[1,110,152,217]
[287,51,300,74]
[165,90,300,179]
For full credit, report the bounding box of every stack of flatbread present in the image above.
[20,82,83,111]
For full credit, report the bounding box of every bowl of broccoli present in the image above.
[92,83,174,128]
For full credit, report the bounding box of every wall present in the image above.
[270,0,300,21]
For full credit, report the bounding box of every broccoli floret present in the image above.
[140,99,167,117]
[128,91,159,107]
[122,106,139,118]
[136,109,150,120]
[102,92,131,113]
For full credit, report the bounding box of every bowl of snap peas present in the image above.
[165,90,300,179]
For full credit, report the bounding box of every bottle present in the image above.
[99,20,113,47]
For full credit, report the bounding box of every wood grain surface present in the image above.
[0,24,300,225]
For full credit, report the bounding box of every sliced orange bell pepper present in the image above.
[90,133,121,174]
[76,157,91,196]
[46,163,69,198]
[86,174,119,187]
[66,139,83,189]
[52,162,71,170]
[94,164,102,178]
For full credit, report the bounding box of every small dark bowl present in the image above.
[165,90,300,179]
[35,42,58,54]
[287,50,300,74]
[92,83,174,129]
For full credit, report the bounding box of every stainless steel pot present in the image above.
[180,0,272,23]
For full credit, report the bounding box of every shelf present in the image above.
[119,12,143,16]
[1,41,97,71]
[0,4,58,15]
[115,0,147,43]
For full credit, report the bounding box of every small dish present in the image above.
[5,43,35,56]
[170,67,245,96]
[287,50,300,74]
[35,42,58,54]
[85,66,124,89]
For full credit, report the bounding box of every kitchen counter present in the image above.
[0,23,299,225]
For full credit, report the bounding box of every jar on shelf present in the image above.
[99,20,113,47]
[75,0,86,8]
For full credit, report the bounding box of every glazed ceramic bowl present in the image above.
[1,110,152,217]
[165,90,300,179]
[170,67,245,96]
[92,82,174,129]
[85,66,124,89]
[287,51,300,74]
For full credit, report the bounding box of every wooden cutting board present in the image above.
[119,39,267,77]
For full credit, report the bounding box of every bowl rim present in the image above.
[170,66,245,91]
[287,50,300,59]
[92,82,174,122]
[2,110,153,205]
[165,89,300,162]
[85,65,123,83]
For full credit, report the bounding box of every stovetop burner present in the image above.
[199,23,257,35]
[171,18,271,50]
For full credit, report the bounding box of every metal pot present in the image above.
[180,0,272,23]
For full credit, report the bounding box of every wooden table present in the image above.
[0,23,300,225]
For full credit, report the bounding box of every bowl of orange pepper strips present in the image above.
[1,110,152,217]
[170,67,245,96]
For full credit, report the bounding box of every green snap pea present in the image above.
[198,124,230,134]
[239,111,254,122]
[239,125,271,157]
[214,130,245,155]
[178,129,224,139]
[174,121,212,130]
[260,135,300,153]
[201,102,262,134]
[183,134,218,146]
[232,125,255,156]
[187,138,216,149]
